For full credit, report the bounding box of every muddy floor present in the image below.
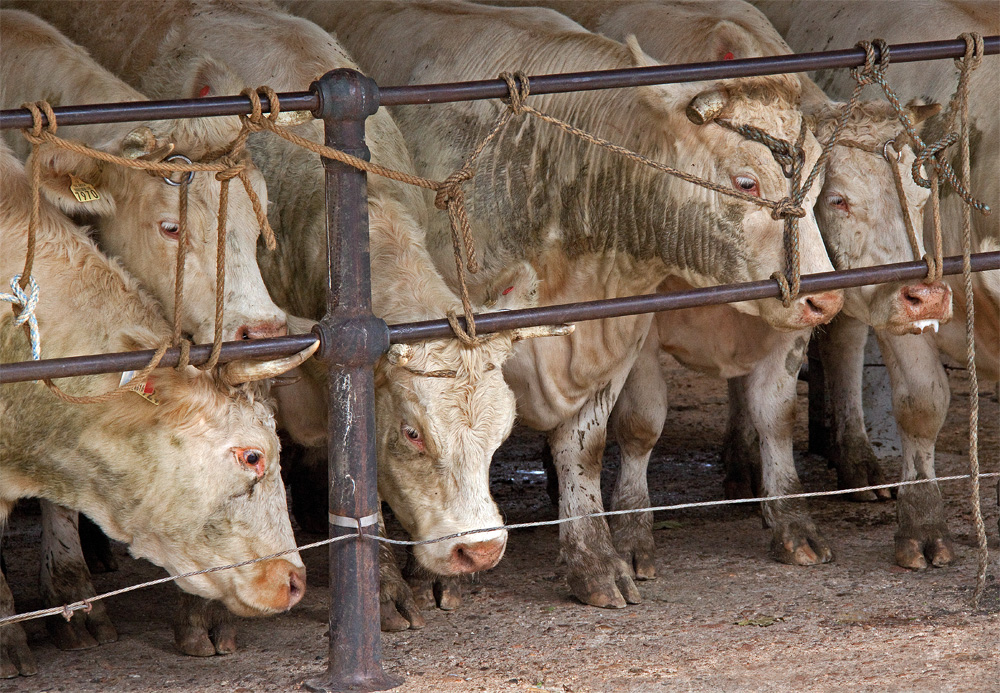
[3,357,998,692]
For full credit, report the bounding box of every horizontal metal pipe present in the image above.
[2,253,996,384]
[2,37,995,129]
[388,252,1000,342]
[0,334,318,385]
[380,36,1000,105]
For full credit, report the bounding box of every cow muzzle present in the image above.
[899,282,952,324]
[448,536,507,574]
[242,559,306,615]
[794,290,844,328]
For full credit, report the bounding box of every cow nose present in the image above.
[449,537,506,573]
[900,282,952,321]
[235,321,288,340]
[797,291,843,327]
[287,566,306,609]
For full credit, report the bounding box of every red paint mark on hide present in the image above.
[142,379,155,395]
[198,85,211,97]
[723,52,736,61]
[501,286,514,296]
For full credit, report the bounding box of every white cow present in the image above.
[756,0,998,568]
[0,141,306,678]
[290,0,843,609]
[19,0,549,640]
[530,0,954,577]
[0,8,294,655]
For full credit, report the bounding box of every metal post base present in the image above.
[304,670,404,692]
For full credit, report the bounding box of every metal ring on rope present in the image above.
[161,154,196,186]
[882,138,901,163]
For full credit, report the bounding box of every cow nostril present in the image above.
[287,569,306,607]
[805,297,820,314]
[236,325,251,340]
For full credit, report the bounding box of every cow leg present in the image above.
[380,543,426,632]
[173,592,236,656]
[608,331,665,580]
[39,501,117,649]
[741,334,834,565]
[550,381,641,608]
[817,315,890,501]
[78,514,117,574]
[877,331,954,569]
[1,520,37,678]
[404,549,463,612]
[721,378,763,500]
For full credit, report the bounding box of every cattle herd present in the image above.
[0,0,996,683]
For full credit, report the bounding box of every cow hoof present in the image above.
[1,623,38,677]
[48,612,108,651]
[568,571,641,609]
[610,516,656,581]
[176,628,217,657]
[379,592,426,632]
[895,535,955,570]
[770,530,833,566]
[434,577,463,611]
[210,621,238,655]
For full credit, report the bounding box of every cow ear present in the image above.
[625,36,722,125]
[169,54,246,154]
[479,260,539,311]
[28,147,117,217]
[706,20,762,62]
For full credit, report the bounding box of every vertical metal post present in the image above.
[305,69,402,693]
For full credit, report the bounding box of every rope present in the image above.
[3,470,995,628]
[951,33,988,607]
[0,274,41,360]
[16,99,282,399]
[41,343,170,405]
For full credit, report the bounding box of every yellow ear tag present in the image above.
[69,175,100,203]
[119,370,160,405]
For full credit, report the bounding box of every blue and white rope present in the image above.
[1,274,41,360]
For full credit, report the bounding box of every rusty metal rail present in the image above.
[1,36,997,130]
[2,252,998,385]
[2,35,997,693]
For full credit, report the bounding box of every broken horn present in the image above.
[386,343,414,366]
[221,340,320,386]
[686,90,728,125]
[274,110,314,127]
[510,324,575,342]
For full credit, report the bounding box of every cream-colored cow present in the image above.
[291,0,844,609]
[757,0,998,569]
[0,142,306,678]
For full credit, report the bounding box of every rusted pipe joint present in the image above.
[312,314,389,368]
[310,68,380,123]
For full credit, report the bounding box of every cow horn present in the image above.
[221,340,320,386]
[510,324,575,342]
[386,343,413,366]
[686,90,728,125]
[274,110,314,127]
[137,143,176,163]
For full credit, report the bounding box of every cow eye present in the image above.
[732,175,759,197]
[826,194,849,212]
[401,423,425,452]
[159,220,180,239]
[234,447,266,477]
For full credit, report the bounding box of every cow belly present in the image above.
[504,314,653,431]
[656,303,790,379]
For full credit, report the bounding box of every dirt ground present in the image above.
[3,356,998,693]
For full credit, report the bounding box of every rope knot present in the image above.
[851,39,890,86]
[956,32,984,72]
[770,198,806,220]
[2,274,41,361]
[434,169,475,211]
[239,87,282,132]
[20,101,58,146]
[499,71,530,115]
[912,132,958,188]
[214,154,247,182]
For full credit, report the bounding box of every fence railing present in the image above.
[1,35,997,692]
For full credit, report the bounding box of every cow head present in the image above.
[273,263,543,576]
[74,334,308,618]
[808,100,952,335]
[627,36,842,331]
[28,56,286,345]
